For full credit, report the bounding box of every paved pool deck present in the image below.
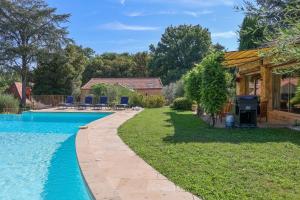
[74,109,201,200]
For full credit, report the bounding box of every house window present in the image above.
[273,74,300,114]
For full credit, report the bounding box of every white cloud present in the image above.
[126,11,145,17]
[120,0,126,5]
[182,10,213,17]
[212,31,237,39]
[98,22,159,31]
[125,10,212,17]
[123,0,234,7]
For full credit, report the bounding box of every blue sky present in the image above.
[47,0,246,54]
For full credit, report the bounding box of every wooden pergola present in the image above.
[224,48,300,124]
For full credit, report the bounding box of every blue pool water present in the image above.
[0,112,111,200]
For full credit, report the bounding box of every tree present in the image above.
[82,52,151,84]
[33,51,71,95]
[33,44,88,96]
[0,0,69,106]
[0,67,20,93]
[201,52,227,127]
[239,2,300,73]
[64,44,88,97]
[238,16,265,50]
[239,0,300,33]
[183,64,203,116]
[212,43,225,51]
[149,24,211,84]
[132,52,150,77]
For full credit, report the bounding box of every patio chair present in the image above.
[78,96,93,109]
[94,96,109,110]
[59,96,74,109]
[116,96,129,110]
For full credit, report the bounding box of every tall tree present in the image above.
[64,44,88,97]
[82,52,150,84]
[0,0,69,106]
[132,52,150,77]
[33,44,88,96]
[201,52,227,127]
[149,25,211,84]
[33,51,71,95]
[238,16,264,50]
[239,0,300,36]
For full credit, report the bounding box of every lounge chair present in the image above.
[59,96,74,109]
[116,96,129,110]
[78,96,93,109]
[94,96,109,110]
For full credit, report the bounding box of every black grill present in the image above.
[234,95,258,128]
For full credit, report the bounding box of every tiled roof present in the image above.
[13,82,22,99]
[81,78,163,90]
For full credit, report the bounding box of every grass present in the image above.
[118,107,300,200]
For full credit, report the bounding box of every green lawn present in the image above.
[118,107,300,200]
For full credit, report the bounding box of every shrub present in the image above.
[291,81,300,106]
[172,97,192,110]
[143,95,165,108]
[163,80,185,104]
[92,83,135,104]
[0,94,19,113]
[130,93,165,108]
[201,51,227,127]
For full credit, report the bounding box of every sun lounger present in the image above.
[78,96,93,109]
[116,96,129,110]
[94,96,109,110]
[59,96,74,109]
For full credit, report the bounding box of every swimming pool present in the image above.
[0,112,111,200]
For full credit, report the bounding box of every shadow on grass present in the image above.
[163,111,300,145]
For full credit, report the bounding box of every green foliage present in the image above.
[65,45,88,97]
[239,0,300,34]
[0,93,19,113]
[183,64,203,104]
[162,80,185,104]
[119,107,300,200]
[201,52,227,126]
[142,95,165,108]
[0,69,20,93]
[238,16,265,50]
[238,1,300,74]
[91,83,165,108]
[291,81,300,105]
[33,52,71,95]
[0,0,70,106]
[149,24,211,84]
[91,83,134,104]
[33,44,88,96]
[82,52,150,85]
[172,97,193,110]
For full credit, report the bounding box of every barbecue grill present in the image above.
[234,95,258,128]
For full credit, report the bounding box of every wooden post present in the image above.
[237,74,247,96]
[260,65,273,110]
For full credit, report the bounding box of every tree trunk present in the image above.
[21,58,27,108]
[211,113,215,127]
[196,104,203,117]
[21,72,27,108]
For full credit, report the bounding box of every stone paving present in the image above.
[76,109,201,200]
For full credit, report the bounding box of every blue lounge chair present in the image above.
[116,96,129,110]
[59,96,74,109]
[78,96,93,109]
[95,96,109,109]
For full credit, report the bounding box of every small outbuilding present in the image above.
[81,78,163,97]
